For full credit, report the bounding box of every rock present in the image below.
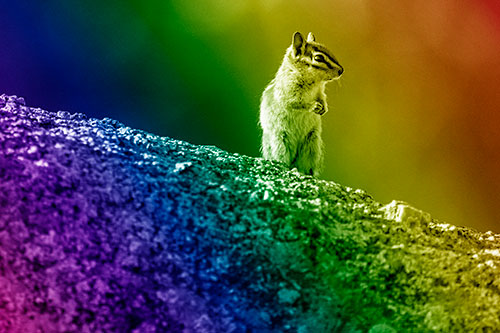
[380,200,431,224]
[368,324,397,333]
[0,94,499,332]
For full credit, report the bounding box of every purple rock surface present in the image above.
[0,94,353,332]
[2,94,500,332]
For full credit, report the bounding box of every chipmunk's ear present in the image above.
[307,32,315,42]
[292,32,304,57]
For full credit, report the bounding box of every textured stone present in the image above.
[0,94,499,332]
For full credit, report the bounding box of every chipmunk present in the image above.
[259,32,343,176]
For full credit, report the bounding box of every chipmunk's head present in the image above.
[288,32,343,82]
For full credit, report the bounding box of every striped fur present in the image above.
[259,32,343,176]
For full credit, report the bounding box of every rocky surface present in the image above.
[0,94,499,332]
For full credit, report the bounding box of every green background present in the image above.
[2,1,500,232]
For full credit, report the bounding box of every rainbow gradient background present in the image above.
[2,1,500,233]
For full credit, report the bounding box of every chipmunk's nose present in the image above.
[337,67,344,76]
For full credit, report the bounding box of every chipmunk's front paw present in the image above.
[311,102,326,115]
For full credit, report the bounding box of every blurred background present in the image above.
[1,1,500,232]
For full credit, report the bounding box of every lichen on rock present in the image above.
[0,94,499,332]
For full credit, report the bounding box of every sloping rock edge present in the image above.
[0,94,499,332]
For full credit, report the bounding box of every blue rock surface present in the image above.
[1,94,500,332]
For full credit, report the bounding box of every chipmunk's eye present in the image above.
[314,54,325,62]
